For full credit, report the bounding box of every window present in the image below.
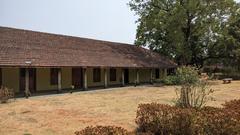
[0,68,2,86]
[93,68,101,82]
[110,68,117,81]
[155,69,160,79]
[167,68,175,75]
[50,68,59,85]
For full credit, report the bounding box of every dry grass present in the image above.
[0,81,240,135]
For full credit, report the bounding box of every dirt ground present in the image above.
[0,81,240,135]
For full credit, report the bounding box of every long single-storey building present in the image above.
[0,26,177,95]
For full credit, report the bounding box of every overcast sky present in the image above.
[0,0,239,44]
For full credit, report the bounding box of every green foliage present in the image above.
[175,66,199,84]
[129,0,240,66]
[75,126,129,135]
[162,75,180,85]
[163,66,199,85]
[136,100,240,135]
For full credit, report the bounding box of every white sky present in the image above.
[0,0,239,44]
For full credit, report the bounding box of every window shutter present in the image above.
[50,68,59,85]
[93,68,101,82]
[110,68,117,81]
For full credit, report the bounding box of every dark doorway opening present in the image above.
[124,69,129,84]
[155,69,160,79]
[19,68,36,93]
[72,68,83,89]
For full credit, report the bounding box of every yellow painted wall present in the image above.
[36,68,72,91]
[139,69,151,83]
[36,68,57,91]
[128,69,136,84]
[152,68,167,80]
[108,68,122,85]
[160,68,167,79]
[1,67,158,93]
[2,68,19,92]
[61,68,72,89]
[87,68,105,87]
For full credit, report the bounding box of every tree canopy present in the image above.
[129,0,240,67]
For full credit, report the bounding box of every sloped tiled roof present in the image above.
[0,26,177,68]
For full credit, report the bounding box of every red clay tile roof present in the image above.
[0,26,177,68]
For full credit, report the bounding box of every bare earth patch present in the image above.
[0,81,240,135]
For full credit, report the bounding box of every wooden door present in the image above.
[19,68,36,93]
[124,69,129,84]
[29,69,36,92]
[72,68,83,89]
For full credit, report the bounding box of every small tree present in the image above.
[174,66,214,109]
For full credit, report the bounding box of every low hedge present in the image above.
[200,107,240,135]
[136,103,200,135]
[75,126,129,135]
[136,100,240,135]
[75,100,240,135]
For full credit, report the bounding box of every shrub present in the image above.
[162,75,180,85]
[167,66,214,109]
[200,106,240,135]
[136,103,200,135]
[163,66,200,85]
[136,101,240,135]
[0,86,14,103]
[222,99,240,113]
[175,80,214,109]
[75,126,129,135]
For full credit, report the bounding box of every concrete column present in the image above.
[58,68,62,92]
[164,69,168,77]
[83,68,88,90]
[150,69,153,84]
[136,69,139,85]
[25,68,30,97]
[122,69,125,86]
[104,68,108,88]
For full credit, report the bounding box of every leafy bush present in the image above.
[222,99,240,112]
[193,100,240,135]
[153,79,163,83]
[162,75,180,85]
[163,66,199,85]
[0,86,14,103]
[75,126,129,135]
[136,103,200,135]
[136,101,240,135]
[200,106,240,135]
[175,80,214,109]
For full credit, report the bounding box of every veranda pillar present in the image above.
[104,68,108,88]
[83,68,88,90]
[25,68,30,98]
[121,69,125,86]
[58,68,62,92]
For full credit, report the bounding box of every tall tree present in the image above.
[224,7,240,68]
[129,0,239,67]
